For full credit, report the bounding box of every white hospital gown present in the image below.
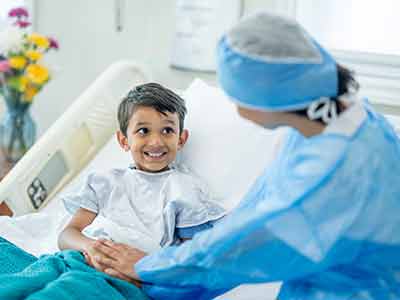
[61,165,225,253]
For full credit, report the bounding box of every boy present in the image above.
[58,83,225,272]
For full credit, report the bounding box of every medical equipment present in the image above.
[0,61,150,216]
[217,12,338,111]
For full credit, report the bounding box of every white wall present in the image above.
[27,0,275,136]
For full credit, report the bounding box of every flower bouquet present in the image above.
[0,7,58,162]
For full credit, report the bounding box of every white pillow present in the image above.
[180,79,286,210]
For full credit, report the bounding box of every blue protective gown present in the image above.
[135,102,400,300]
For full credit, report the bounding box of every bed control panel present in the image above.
[26,151,68,210]
[28,178,48,209]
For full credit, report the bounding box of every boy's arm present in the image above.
[58,208,97,252]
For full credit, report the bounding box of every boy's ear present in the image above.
[117,131,130,151]
[178,129,189,150]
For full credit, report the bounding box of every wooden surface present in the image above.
[0,148,14,216]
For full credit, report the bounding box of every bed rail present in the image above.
[0,61,150,216]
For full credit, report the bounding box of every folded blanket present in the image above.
[0,237,149,300]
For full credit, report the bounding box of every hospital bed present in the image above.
[0,61,399,299]
[0,61,283,299]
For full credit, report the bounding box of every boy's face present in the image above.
[117,106,188,172]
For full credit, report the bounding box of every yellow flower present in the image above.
[26,64,49,85]
[27,33,50,49]
[9,56,27,69]
[19,76,29,92]
[23,85,39,102]
[25,50,43,62]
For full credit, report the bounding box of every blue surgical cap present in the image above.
[217,12,338,111]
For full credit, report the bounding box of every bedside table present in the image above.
[0,148,14,216]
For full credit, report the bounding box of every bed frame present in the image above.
[0,61,150,216]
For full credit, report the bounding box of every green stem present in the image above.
[7,115,18,161]
[6,114,28,162]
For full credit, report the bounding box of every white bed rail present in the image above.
[0,61,150,216]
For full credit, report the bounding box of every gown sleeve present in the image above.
[61,169,120,214]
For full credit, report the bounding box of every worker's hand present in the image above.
[103,267,142,288]
[83,239,111,272]
[92,239,147,281]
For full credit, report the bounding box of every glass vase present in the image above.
[0,95,36,163]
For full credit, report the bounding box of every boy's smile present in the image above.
[117,106,188,173]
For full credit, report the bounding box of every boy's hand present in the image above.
[92,239,147,281]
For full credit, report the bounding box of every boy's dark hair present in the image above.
[294,64,360,122]
[118,82,187,136]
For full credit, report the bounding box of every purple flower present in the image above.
[14,20,31,28]
[48,37,59,49]
[8,7,29,18]
[0,60,10,73]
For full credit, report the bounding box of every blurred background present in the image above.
[0,0,399,138]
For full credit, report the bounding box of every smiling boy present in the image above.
[58,83,225,272]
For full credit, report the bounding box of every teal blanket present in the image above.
[0,237,149,300]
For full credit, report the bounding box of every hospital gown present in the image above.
[62,165,225,253]
[134,102,400,300]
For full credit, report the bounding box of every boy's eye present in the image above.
[162,127,175,134]
[137,128,149,135]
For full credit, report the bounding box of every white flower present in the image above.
[0,26,24,54]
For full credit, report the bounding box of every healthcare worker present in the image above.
[93,12,400,300]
